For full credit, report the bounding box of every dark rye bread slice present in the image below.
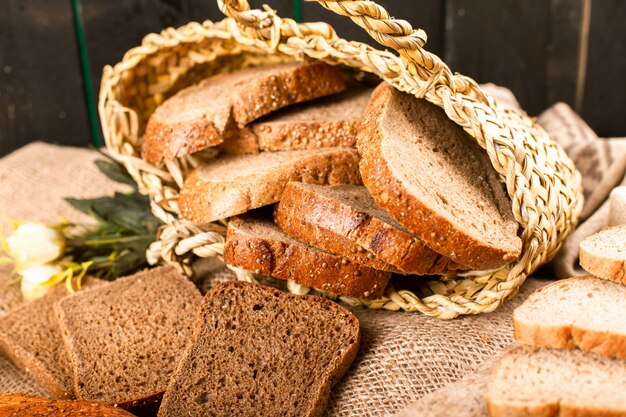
[54,267,202,408]
[179,148,361,224]
[0,278,103,399]
[275,182,463,274]
[223,216,391,299]
[142,61,347,162]
[579,225,626,284]
[357,82,522,270]
[219,87,373,155]
[487,345,626,417]
[0,394,135,417]
[513,276,626,359]
[158,281,360,417]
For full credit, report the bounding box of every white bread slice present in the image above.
[357,82,521,270]
[487,345,626,417]
[220,88,373,155]
[179,148,361,224]
[142,62,347,162]
[513,276,626,359]
[579,225,626,284]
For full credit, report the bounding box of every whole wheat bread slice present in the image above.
[0,394,135,417]
[179,148,361,224]
[219,87,373,155]
[513,275,626,359]
[275,182,463,274]
[579,224,626,284]
[223,216,391,299]
[158,281,360,417]
[0,278,103,399]
[487,345,626,417]
[54,267,202,409]
[142,62,347,162]
[357,82,521,270]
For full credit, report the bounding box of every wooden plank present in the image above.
[300,0,445,57]
[581,0,626,137]
[0,0,91,157]
[547,0,583,107]
[445,0,551,116]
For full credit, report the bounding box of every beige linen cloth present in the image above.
[0,86,624,416]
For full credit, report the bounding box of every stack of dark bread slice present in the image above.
[140,61,523,300]
[142,63,522,299]
[486,227,626,416]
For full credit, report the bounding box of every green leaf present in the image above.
[94,158,136,186]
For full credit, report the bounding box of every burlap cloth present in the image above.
[0,86,624,416]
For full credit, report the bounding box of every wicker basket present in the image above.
[99,0,584,319]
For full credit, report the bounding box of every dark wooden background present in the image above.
[1,0,624,157]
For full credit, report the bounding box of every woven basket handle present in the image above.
[217,0,478,98]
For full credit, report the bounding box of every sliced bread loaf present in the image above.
[179,148,361,224]
[513,276,626,359]
[487,345,626,417]
[275,182,462,274]
[0,278,103,399]
[0,394,135,417]
[223,216,391,299]
[158,281,360,417]
[579,224,625,284]
[142,62,347,162]
[54,267,202,408]
[357,82,522,270]
[219,87,373,155]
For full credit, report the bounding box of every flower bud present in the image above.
[6,223,65,271]
[20,263,63,301]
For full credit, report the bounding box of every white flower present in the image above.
[20,263,63,301]
[6,223,65,271]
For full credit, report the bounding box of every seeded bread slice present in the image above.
[513,276,626,359]
[579,225,626,284]
[142,62,347,162]
[0,394,135,417]
[224,216,390,299]
[219,87,373,155]
[275,182,463,274]
[357,82,522,270]
[158,281,360,417]
[0,278,103,399]
[179,148,361,224]
[54,267,202,408]
[487,345,626,417]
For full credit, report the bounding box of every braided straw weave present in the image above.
[99,0,583,319]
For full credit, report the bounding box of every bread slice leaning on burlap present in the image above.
[179,148,361,224]
[0,278,103,399]
[158,281,360,417]
[0,394,135,417]
[275,182,463,274]
[219,87,373,155]
[579,224,626,284]
[487,345,626,417]
[357,82,522,270]
[142,61,348,162]
[54,267,202,410]
[224,216,391,299]
[513,276,626,359]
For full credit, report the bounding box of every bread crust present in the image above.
[579,226,626,284]
[224,217,390,299]
[142,62,347,163]
[356,83,521,270]
[0,394,135,417]
[513,276,626,360]
[179,148,362,224]
[275,182,462,274]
